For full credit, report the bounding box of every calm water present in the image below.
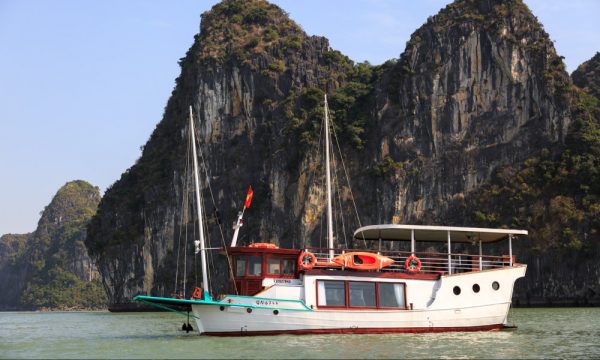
[1,308,599,359]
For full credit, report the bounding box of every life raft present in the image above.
[248,242,279,249]
[298,251,317,270]
[404,255,421,274]
[331,252,394,270]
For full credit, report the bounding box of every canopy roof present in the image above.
[353,225,528,244]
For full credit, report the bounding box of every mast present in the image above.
[189,106,210,299]
[324,94,334,260]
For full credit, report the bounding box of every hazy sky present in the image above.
[1,0,599,236]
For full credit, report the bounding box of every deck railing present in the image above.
[306,248,515,275]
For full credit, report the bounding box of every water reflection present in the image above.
[1,308,599,359]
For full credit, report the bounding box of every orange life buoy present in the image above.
[298,251,316,270]
[404,255,421,274]
[191,287,203,300]
[248,242,279,249]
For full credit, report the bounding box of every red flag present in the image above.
[243,186,253,209]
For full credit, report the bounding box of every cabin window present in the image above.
[248,255,262,276]
[378,283,406,308]
[317,280,346,307]
[349,282,376,307]
[267,257,295,276]
[267,258,281,274]
[282,259,295,275]
[235,257,247,276]
[317,281,407,309]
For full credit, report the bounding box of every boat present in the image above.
[134,97,527,336]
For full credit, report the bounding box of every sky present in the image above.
[1,0,599,236]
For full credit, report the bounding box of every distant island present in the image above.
[0,180,106,311]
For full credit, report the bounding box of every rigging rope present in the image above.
[304,114,324,249]
[200,186,215,293]
[182,198,189,296]
[331,151,348,248]
[194,111,238,295]
[173,142,190,295]
[316,115,325,250]
[330,120,367,247]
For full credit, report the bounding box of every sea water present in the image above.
[1,308,598,359]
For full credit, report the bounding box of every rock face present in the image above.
[86,0,592,309]
[0,180,105,310]
[370,0,571,224]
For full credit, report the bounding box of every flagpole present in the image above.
[231,186,253,247]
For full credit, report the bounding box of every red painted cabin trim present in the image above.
[224,247,301,256]
[226,246,302,296]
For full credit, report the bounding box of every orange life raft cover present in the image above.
[248,242,279,249]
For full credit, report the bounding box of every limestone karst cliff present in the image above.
[370,0,571,224]
[85,0,599,308]
[573,52,600,99]
[0,180,106,310]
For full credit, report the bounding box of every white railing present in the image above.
[306,248,515,275]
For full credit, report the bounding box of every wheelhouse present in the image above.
[226,247,301,296]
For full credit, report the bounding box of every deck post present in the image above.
[411,229,415,255]
[478,240,482,271]
[509,234,513,266]
[447,231,452,275]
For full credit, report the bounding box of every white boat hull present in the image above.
[192,265,526,335]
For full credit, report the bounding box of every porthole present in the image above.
[219,306,225,311]
[453,286,461,295]
[247,308,253,313]
[492,281,500,291]
[273,310,279,315]
[472,284,480,293]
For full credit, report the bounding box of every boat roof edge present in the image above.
[353,224,528,243]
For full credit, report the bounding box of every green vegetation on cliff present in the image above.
[0,180,106,310]
[197,0,306,65]
[572,52,600,100]
[467,86,600,255]
[21,269,106,309]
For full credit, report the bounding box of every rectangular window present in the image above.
[378,283,406,308]
[235,257,246,277]
[282,259,295,275]
[317,280,346,307]
[349,282,376,307]
[247,255,262,276]
[267,258,280,274]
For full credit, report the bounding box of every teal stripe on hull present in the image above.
[133,295,312,312]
